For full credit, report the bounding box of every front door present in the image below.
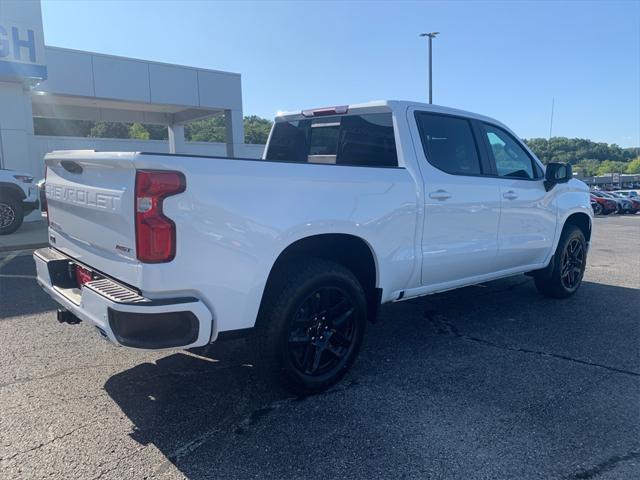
[479,122,557,270]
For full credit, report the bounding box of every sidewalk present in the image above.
[0,220,48,253]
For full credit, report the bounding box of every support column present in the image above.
[0,81,36,174]
[224,109,244,158]
[167,124,185,154]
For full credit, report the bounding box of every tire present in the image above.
[0,196,24,235]
[534,224,587,299]
[593,203,603,215]
[253,258,367,395]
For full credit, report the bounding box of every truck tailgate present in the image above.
[45,151,140,286]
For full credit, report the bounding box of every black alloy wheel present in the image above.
[534,224,587,298]
[255,258,367,394]
[560,237,585,290]
[287,286,358,378]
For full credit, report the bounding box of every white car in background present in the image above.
[0,168,39,235]
[614,190,639,199]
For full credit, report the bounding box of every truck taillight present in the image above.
[135,170,185,263]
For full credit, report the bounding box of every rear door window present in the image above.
[414,112,482,176]
[265,113,398,167]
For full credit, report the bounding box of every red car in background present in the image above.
[590,194,617,215]
[610,192,640,214]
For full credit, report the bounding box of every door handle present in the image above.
[429,189,451,201]
[503,190,518,200]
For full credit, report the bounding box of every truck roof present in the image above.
[275,100,510,131]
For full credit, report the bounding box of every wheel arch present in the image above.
[0,183,27,201]
[563,211,592,242]
[258,233,381,325]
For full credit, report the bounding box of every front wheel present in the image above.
[534,225,587,298]
[254,258,367,395]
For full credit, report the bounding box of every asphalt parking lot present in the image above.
[1,215,638,480]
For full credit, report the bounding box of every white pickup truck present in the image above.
[34,101,592,393]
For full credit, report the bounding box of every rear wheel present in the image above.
[534,224,586,298]
[254,258,366,395]
[0,196,24,235]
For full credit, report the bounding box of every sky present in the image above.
[41,0,640,147]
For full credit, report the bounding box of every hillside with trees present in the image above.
[33,117,639,174]
[524,137,640,175]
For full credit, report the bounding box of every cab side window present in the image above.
[482,124,540,180]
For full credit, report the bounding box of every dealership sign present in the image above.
[0,21,47,80]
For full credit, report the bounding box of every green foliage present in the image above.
[596,160,630,176]
[185,116,226,142]
[129,123,150,140]
[144,124,169,140]
[184,115,273,144]
[34,115,273,144]
[89,121,130,139]
[626,157,640,174]
[243,115,272,144]
[573,159,601,177]
[523,137,637,166]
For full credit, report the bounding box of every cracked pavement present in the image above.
[0,215,638,479]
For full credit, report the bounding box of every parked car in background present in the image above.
[0,168,40,235]
[609,192,640,213]
[614,190,639,199]
[593,191,634,214]
[590,193,617,215]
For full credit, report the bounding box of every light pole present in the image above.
[419,32,439,104]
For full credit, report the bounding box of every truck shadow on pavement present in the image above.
[103,276,640,479]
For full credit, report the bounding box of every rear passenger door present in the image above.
[478,123,556,269]
[411,110,501,287]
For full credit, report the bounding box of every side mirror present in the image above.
[544,162,572,191]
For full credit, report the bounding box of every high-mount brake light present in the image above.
[301,105,349,117]
[135,170,185,263]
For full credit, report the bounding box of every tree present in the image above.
[89,121,130,139]
[596,160,629,176]
[185,116,225,142]
[144,124,169,140]
[523,137,638,166]
[626,157,640,174]
[129,123,150,140]
[243,115,272,144]
[574,159,600,177]
[184,115,273,144]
